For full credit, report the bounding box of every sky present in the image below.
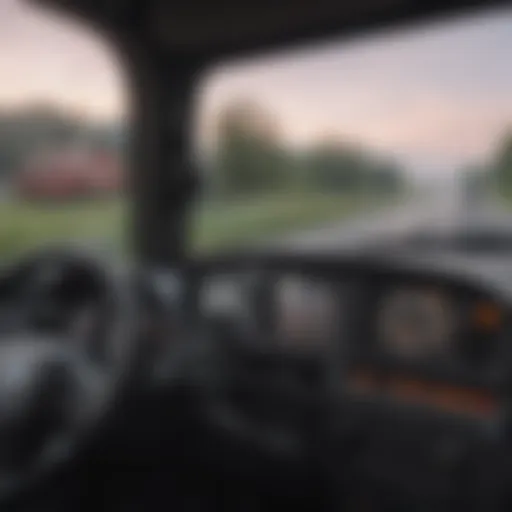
[0,0,124,119]
[200,7,512,180]
[0,0,511,180]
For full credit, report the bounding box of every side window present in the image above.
[0,0,127,259]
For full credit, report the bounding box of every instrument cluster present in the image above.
[144,260,510,421]
[194,263,508,379]
[197,267,344,353]
[369,281,508,377]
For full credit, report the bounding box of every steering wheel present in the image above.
[0,248,137,500]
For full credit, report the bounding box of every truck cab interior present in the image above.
[0,0,512,510]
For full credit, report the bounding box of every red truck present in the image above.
[16,149,122,200]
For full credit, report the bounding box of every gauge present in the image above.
[378,286,457,359]
[152,270,184,304]
[275,275,338,349]
[144,268,186,312]
[200,273,251,320]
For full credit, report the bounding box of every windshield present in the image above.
[1,3,510,261]
[0,0,126,261]
[193,6,512,253]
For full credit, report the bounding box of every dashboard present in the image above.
[189,255,511,422]
[1,251,511,509]
[6,251,505,462]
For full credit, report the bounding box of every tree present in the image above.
[367,159,404,194]
[0,104,80,177]
[214,100,290,196]
[301,139,404,195]
[302,141,366,191]
[210,99,406,198]
[0,103,124,180]
[492,131,512,193]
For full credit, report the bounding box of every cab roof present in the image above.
[37,0,508,59]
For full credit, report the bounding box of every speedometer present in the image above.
[378,287,457,359]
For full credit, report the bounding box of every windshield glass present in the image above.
[0,0,126,261]
[193,6,512,253]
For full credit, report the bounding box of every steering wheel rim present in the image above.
[0,247,138,502]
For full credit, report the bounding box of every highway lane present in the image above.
[270,193,459,251]
[270,189,512,252]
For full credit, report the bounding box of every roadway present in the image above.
[271,190,512,252]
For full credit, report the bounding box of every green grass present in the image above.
[192,191,386,252]
[494,186,512,205]
[0,198,126,258]
[0,191,392,259]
